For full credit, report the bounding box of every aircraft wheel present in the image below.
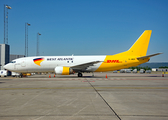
[78,73,83,77]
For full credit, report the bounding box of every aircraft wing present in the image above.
[137,53,163,60]
[71,61,103,72]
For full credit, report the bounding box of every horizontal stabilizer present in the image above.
[137,53,163,60]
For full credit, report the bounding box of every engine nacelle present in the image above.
[55,66,74,75]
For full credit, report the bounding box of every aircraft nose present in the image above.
[3,64,10,70]
[3,64,7,70]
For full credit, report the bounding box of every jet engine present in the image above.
[54,66,74,75]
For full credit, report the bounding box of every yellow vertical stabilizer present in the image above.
[126,30,152,56]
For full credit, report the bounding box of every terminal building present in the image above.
[0,44,25,70]
[0,44,10,70]
[10,54,25,62]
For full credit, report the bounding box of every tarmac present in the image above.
[0,72,168,120]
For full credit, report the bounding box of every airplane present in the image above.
[4,30,162,77]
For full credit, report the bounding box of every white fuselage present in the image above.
[4,56,106,73]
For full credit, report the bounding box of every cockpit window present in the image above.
[10,61,16,63]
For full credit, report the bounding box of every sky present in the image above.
[0,0,168,62]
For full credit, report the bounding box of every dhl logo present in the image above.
[106,60,122,63]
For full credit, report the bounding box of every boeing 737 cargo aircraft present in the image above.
[4,30,162,77]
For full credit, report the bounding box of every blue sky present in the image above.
[0,0,168,62]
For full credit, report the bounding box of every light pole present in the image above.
[37,32,41,56]
[25,23,30,57]
[4,5,12,44]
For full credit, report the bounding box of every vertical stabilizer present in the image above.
[127,30,152,56]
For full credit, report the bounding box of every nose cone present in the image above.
[3,64,11,70]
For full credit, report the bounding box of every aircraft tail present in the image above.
[126,30,152,56]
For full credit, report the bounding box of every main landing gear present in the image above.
[78,72,83,77]
[19,73,23,78]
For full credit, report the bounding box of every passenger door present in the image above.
[21,60,26,67]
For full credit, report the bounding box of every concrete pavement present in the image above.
[0,73,168,120]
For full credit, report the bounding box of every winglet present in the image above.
[137,53,163,60]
